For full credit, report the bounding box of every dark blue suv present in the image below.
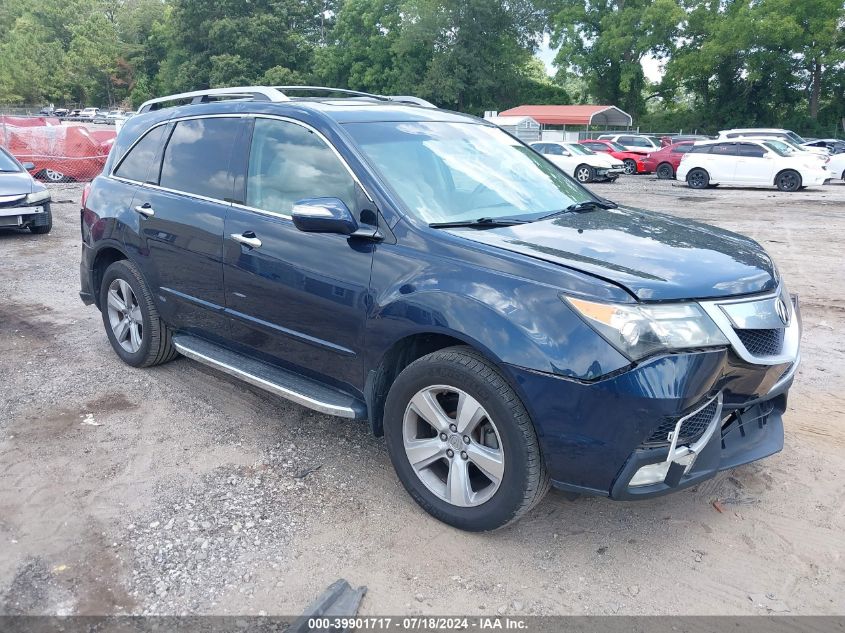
[79,86,801,531]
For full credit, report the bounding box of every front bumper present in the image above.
[0,201,50,228]
[503,291,801,499]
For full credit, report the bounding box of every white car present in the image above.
[677,139,829,192]
[78,107,100,120]
[717,128,829,155]
[596,133,661,154]
[530,141,624,182]
[827,152,845,181]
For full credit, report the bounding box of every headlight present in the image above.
[563,296,729,361]
[26,190,51,204]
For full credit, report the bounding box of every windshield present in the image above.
[0,149,21,172]
[761,139,798,154]
[786,131,806,145]
[565,143,593,155]
[607,141,627,152]
[345,121,593,223]
[762,142,789,157]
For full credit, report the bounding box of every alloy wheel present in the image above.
[106,279,143,353]
[623,159,636,175]
[402,385,504,507]
[688,170,707,188]
[575,167,592,182]
[777,171,800,191]
[44,169,66,182]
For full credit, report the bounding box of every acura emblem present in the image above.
[775,297,790,326]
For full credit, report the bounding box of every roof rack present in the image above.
[137,85,437,113]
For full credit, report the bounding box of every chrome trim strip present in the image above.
[172,339,358,419]
[698,288,801,365]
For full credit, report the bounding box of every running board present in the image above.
[172,334,366,419]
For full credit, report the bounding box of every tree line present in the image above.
[1,0,842,135]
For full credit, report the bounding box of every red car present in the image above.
[640,141,695,179]
[579,139,649,174]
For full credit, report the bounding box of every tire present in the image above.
[383,346,549,531]
[41,169,68,183]
[574,164,595,183]
[656,163,674,179]
[622,159,637,175]
[775,170,801,192]
[29,207,52,234]
[99,260,178,368]
[686,168,710,189]
[840,169,845,182]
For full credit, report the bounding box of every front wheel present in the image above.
[686,168,710,189]
[776,170,802,192]
[622,159,637,175]
[574,164,595,183]
[384,347,549,531]
[656,163,674,179]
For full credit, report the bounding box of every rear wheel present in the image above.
[686,168,710,189]
[574,164,595,183]
[622,159,637,175]
[656,162,674,179]
[384,347,549,531]
[775,170,801,192]
[99,260,178,368]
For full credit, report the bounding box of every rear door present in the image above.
[734,142,774,184]
[707,142,738,182]
[127,116,244,339]
[221,116,376,389]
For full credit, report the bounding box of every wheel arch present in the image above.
[91,243,130,308]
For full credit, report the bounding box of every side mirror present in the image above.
[22,162,35,170]
[291,197,359,235]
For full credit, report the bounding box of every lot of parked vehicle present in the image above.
[2,170,844,615]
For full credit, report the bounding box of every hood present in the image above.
[587,153,616,167]
[0,170,35,195]
[446,207,777,301]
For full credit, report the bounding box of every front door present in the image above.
[734,142,775,185]
[222,117,376,390]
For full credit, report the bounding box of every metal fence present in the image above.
[1,113,114,183]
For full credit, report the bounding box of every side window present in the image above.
[738,143,765,158]
[114,125,165,182]
[159,118,242,200]
[246,118,357,215]
[630,137,650,147]
[618,136,635,144]
[532,144,547,153]
[690,145,712,154]
[672,144,693,153]
[546,145,564,155]
[711,143,737,156]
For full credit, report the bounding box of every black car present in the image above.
[0,147,52,234]
[79,86,801,531]
[803,138,845,154]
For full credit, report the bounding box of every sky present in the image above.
[536,34,664,82]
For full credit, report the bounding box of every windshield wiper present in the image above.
[429,217,532,229]
[537,199,618,221]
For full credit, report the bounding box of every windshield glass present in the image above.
[608,141,627,152]
[345,121,593,223]
[786,131,806,145]
[0,149,21,172]
[762,142,789,157]
[565,143,593,155]
[761,139,798,154]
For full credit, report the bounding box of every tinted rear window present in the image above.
[737,143,765,158]
[159,118,241,200]
[114,125,165,182]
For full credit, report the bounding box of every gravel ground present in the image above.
[1,175,844,616]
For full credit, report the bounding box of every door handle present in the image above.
[133,203,154,217]
[231,232,262,249]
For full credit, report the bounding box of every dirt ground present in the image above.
[1,175,843,617]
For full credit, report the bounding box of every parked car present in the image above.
[80,85,801,531]
[530,141,624,182]
[54,108,70,118]
[677,139,829,191]
[640,141,695,179]
[827,152,845,181]
[578,139,649,174]
[717,128,828,155]
[802,138,845,154]
[93,110,112,124]
[78,107,100,120]
[1,123,113,182]
[596,133,661,154]
[0,146,52,233]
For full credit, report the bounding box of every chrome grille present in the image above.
[734,328,784,356]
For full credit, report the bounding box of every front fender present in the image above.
[366,261,630,381]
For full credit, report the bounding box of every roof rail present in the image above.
[136,85,437,113]
[137,86,289,113]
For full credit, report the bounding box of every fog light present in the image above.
[629,462,671,487]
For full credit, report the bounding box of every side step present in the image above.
[172,334,366,419]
